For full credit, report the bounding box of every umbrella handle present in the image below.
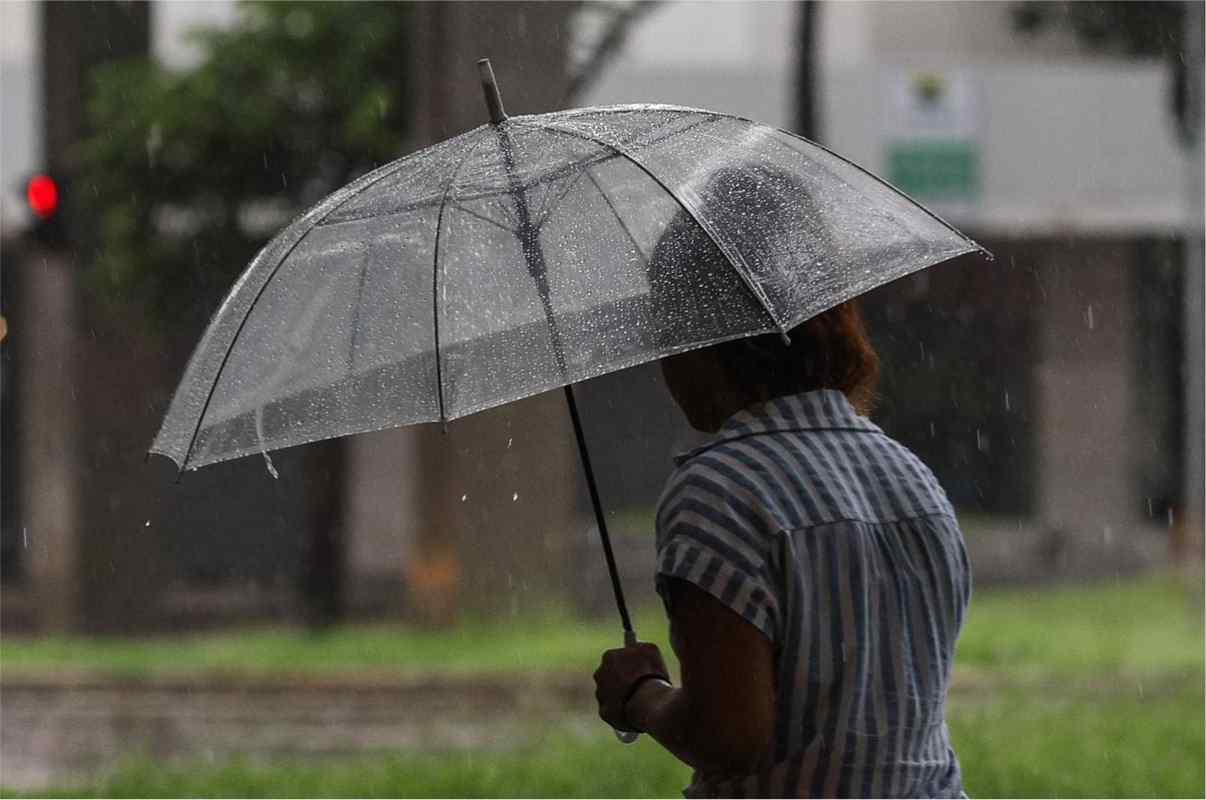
[613,628,641,744]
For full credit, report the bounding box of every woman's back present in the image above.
[655,389,971,798]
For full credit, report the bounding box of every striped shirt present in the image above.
[655,389,971,799]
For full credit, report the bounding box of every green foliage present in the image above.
[1010,1,1187,58]
[952,687,1205,799]
[955,574,1204,677]
[79,1,412,332]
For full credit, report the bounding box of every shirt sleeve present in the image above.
[654,459,781,642]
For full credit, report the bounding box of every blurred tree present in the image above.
[80,1,413,333]
[78,1,414,629]
[77,0,657,631]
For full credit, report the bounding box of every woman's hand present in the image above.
[594,579,775,778]
[593,641,670,731]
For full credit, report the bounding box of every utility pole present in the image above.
[795,1,818,140]
[1182,0,1204,560]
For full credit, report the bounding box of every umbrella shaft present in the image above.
[563,384,635,637]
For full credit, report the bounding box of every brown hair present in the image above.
[713,300,880,414]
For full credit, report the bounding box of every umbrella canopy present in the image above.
[152,100,985,472]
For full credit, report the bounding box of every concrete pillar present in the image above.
[22,0,166,633]
[15,252,80,631]
[1034,243,1137,545]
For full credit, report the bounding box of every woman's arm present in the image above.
[595,577,776,777]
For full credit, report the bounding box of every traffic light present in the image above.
[23,173,67,246]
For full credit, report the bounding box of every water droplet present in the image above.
[145,123,163,167]
[1004,391,1011,412]
[460,494,468,503]
[1085,304,1095,330]
[144,520,151,528]
[512,492,519,502]
[507,437,513,448]
[1146,497,1154,518]
[929,421,936,438]
[976,429,986,452]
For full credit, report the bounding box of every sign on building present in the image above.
[883,68,981,210]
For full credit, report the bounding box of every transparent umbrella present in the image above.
[151,61,989,722]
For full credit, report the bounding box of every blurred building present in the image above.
[2,1,1201,634]
[581,0,1204,575]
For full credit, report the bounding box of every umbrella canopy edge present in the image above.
[150,127,491,471]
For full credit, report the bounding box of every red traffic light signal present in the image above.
[26,174,60,220]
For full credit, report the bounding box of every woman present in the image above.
[593,170,971,798]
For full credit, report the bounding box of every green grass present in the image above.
[951,685,1204,799]
[2,575,1202,798]
[1,733,692,799]
[0,606,674,680]
[956,574,1203,677]
[3,575,1199,680]
[5,687,1201,799]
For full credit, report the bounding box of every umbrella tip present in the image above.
[477,58,508,125]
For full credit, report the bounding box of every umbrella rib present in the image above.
[530,107,988,261]
[431,133,494,423]
[175,154,427,472]
[346,245,371,378]
[558,105,985,257]
[510,117,785,335]
[769,126,990,259]
[582,167,648,264]
[447,199,517,236]
[532,167,588,233]
[314,149,632,229]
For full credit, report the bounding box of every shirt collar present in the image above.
[672,389,882,465]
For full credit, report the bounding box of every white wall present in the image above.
[822,61,1189,234]
[581,1,796,128]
